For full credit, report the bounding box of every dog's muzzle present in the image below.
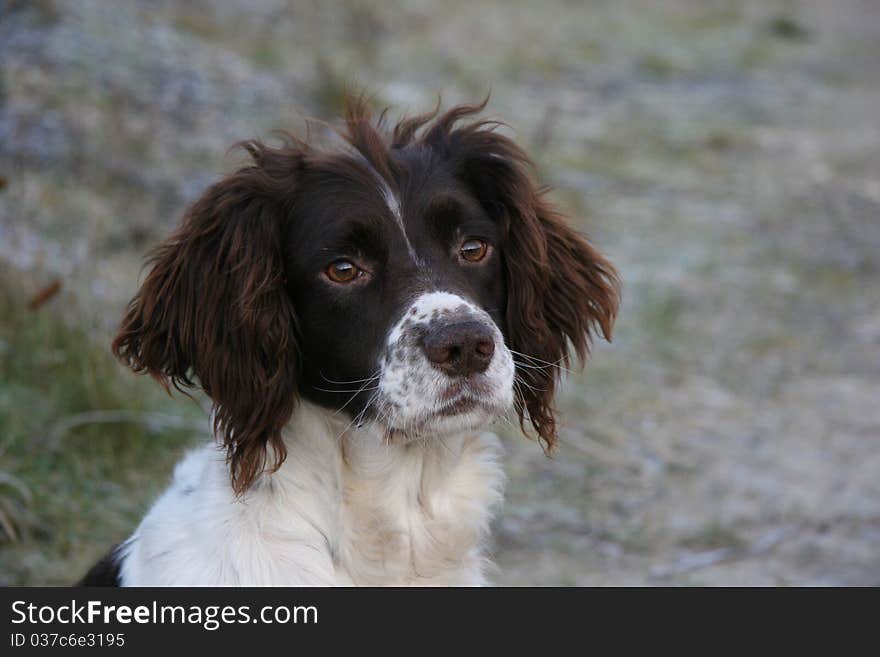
[374,291,515,437]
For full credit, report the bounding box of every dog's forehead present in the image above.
[297,156,389,215]
[352,152,419,262]
[296,149,465,259]
[287,162,396,253]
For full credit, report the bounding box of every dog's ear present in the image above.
[430,105,621,450]
[113,139,305,494]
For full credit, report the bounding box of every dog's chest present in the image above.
[121,417,503,586]
[329,433,503,585]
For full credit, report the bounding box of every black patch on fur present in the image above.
[78,544,123,587]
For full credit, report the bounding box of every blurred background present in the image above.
[1,0,879,585]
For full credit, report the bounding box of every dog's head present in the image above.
[113,99,620,493]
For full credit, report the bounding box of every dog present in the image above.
[79,98,620,586]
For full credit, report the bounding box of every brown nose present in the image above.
[422,320,495,377]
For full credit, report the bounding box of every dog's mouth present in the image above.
[377,389,497,444]
[436,394,480,416]
[438,377,490,402]
[432,375,501,418]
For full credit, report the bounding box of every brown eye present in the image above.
[326,260,361,283]
[459,239,489,263]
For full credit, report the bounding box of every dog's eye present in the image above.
[459,239,489,263]
[326,260,362,283]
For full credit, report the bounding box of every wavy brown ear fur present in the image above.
[112,139,304,494]
[425,104,621,450]
[506,197,620,449]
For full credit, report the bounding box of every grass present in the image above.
[0,272,205,584]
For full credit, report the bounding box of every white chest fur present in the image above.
[118,402,505,586]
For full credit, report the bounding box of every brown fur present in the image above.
[112,141,306,494]
[112,97,620,494]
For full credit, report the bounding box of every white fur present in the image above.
[376,291,516,438]
[117,401,505,586]
[117,290,513,586]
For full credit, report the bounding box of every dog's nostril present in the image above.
[424,343,452,366]
[422,320,495,377]
[475,340,494,358]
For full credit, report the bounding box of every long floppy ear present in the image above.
[113,140,303,494]
[429,105,621,450]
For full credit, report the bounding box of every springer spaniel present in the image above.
[80,99,620,586]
